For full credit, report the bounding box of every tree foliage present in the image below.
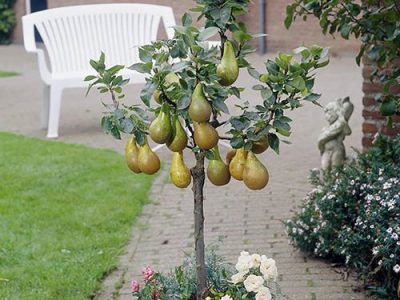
[86,1,329,155]
[285,0,400,122]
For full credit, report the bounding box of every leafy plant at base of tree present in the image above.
[0,0,16,45]
[285,0,400,123]
[86,0,329,298]
[286,135,400,299]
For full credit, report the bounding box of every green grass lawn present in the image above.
[0,70,19,77]
[0,132,154,300]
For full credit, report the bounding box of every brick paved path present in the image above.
[96,152,367,300]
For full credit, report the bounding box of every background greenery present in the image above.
[0,0,16,44]
[285,0,400,120]
[286,135,400,299]
[0,132,154,300]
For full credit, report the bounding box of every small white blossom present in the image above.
[393,265,400,273]
[260,256,278,281]
[243,274,264,293]
[255,286,272,300]
[221,296,233,300]
[231,272,247,284]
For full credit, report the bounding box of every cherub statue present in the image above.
[318,97,354,172]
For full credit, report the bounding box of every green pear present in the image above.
[167,115,188,152]
[149,104,172,144]
[189,83,212,122]
[229,148,247,181]
[243,151,269,190]
[193,122,219,150]
[216,40,239,86]
[125,137,142,173]
[170,151,191,188]
[138,138,161,175]
[207,146,231,186]
[153,72,180,104]
[251,136,269,154]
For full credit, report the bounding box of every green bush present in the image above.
[0,0,16,44]
[286,135,400,299]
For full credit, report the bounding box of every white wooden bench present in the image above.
[22,4,176,138]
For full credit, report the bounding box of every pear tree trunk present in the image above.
[191,151,207,300]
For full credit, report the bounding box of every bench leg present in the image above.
[47,85,63,139]
[41,84,50,129]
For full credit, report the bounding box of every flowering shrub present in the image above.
[286,135,400,299]
[131,249,288,299]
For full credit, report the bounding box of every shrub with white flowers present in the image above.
[286,135,400,299]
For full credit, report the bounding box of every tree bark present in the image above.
[191,151,207,300]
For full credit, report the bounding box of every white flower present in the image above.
[235,252,252,272]
[205,297,211,300]
[221,296,233,300]
[243,274,264,293]
[393,264,400,273]
[250,253,262,268]
[230,271,247,284]
[260,256,278,281]
[255,286,272,300]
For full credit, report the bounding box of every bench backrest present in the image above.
[22,4,176,74]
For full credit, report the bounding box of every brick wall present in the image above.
[362,58,400,148]
[12,0,360,54]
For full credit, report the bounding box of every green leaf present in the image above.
[128,62,152,74]
[230,136,244,149]
[139,48,153,63]
[284,5,295,29]
[247,68,260,80]
[107,65,125,75]
[213,98,229,114]
[304,93,321,102]
[110,126,121,140]
[198,26,219,41]
[84,75,96,81]
[120,118,134,133]
[268,133,279,154]
[101,115,113,133]
[289,76,306,90]
[182,12,192,26]
[140,81,157,107]
[205,149,216,160]
[177,95,191,110]
[340,23,352,39]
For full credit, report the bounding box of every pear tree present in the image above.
[86,0,329,298]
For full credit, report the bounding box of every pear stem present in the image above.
[191,151,207,300]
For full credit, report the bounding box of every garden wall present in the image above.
[362,58,400,148]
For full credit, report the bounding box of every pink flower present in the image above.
[141,266,155,282]
[131,279,140,293]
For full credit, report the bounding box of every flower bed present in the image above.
[131,250,288,300]
[286,135,400,299]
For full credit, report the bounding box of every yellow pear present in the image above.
[226,148,237,165]
[167,115,188,152]
[193,122,219,150]
[149,104,172,144]
[170,151,191,188]
[138,138,161,175]
[243,151,269,190]
[125,137,141,173]
[229,148,247,181]
[189,83,212,123]
[251,136,269,154]
[207,146,231,186]
[216,40,239,86]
